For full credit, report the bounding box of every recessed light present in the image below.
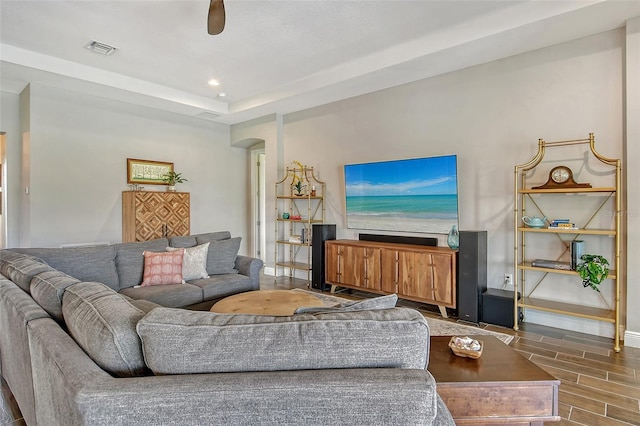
[208,79,220,86]
[218,92,227,98]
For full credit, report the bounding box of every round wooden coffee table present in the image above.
[210,289,326,316]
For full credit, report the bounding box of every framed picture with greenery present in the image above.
[127,158,173,185]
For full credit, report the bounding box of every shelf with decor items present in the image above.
[275,163,325,284]
[514,133,621,352]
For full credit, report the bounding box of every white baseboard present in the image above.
[624,330,640,348]
[262,266,309,281]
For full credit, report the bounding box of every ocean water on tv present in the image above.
[346,194,458,219]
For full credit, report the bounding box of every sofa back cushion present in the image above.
[30,270,80,323]
[0,251,52,293]
[197,237,241,275]
[114,238,169,290]
[169,231,231,249]
[62,281,148,377]
[10,245,119,290]
[137,306,430,375]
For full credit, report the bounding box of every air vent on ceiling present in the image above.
[196,111,222,121]
[84,40,118,56]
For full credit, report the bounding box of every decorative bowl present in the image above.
[449,336,483,359]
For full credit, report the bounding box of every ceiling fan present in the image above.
[208,0,226,35]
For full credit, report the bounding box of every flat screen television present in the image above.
[344,155,459,234]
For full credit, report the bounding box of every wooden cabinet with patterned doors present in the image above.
[122,191,190,242]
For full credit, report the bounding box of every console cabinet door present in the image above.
[380,249,400,293]
[325,242,341,283]
[382,249,455,307]
[325,242,380,290]
[429,253,455,306]
[397,250,433,302]
[341,245,381,290]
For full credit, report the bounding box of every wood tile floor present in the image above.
[2,275,638,425]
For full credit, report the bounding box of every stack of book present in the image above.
[548,219,578,230]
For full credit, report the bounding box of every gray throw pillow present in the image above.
[294,294,398,314]
[196,237,241,275]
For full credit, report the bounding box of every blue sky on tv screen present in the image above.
[344,155,458,197]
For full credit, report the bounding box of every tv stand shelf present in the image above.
[325,239,456,317]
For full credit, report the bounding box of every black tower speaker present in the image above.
[457,230,487,324]
[311,224,336,291]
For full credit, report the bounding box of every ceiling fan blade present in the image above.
[208,0,226,35]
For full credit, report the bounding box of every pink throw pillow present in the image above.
[141,250,185,286]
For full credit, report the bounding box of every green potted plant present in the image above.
[575,254,609,292]
[162,171,188,192]
[292,179,306,196]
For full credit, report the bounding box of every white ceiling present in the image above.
[1,1,639,124]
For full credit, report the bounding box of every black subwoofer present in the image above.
[457,230,487,324]
[482,288,522,329]
[311,224,336,291]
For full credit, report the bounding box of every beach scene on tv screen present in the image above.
[344,155,459,234]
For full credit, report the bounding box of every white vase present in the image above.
[167,185,176,192]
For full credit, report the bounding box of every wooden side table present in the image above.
[428,335,560,425]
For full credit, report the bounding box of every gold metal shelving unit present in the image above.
[514,133,621,352]
[275,166,325,284]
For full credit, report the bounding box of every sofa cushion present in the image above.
[167,243,209,281]
[141,250,185,286]
[168,235,196,248]
[197,237,241,275]
[170,232,230,248]
[62,281,148,377]
[137,306,430,375]
[193,231,232,243]
[188,274,253,300]
[128,298,162,314]
[118,283,203,308]
[0,251,52,293]
[30,270,80,323]
[115,238,169,290]
[10,245,119,290]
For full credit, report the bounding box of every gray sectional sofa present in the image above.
[0,231,454,425]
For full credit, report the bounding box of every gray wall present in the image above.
[233,28,633,340]
[2,84,252,252]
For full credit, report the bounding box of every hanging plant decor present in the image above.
[575,254,609,292]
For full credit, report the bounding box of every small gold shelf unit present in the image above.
[275,166,325,283]
[514,133,621,352]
